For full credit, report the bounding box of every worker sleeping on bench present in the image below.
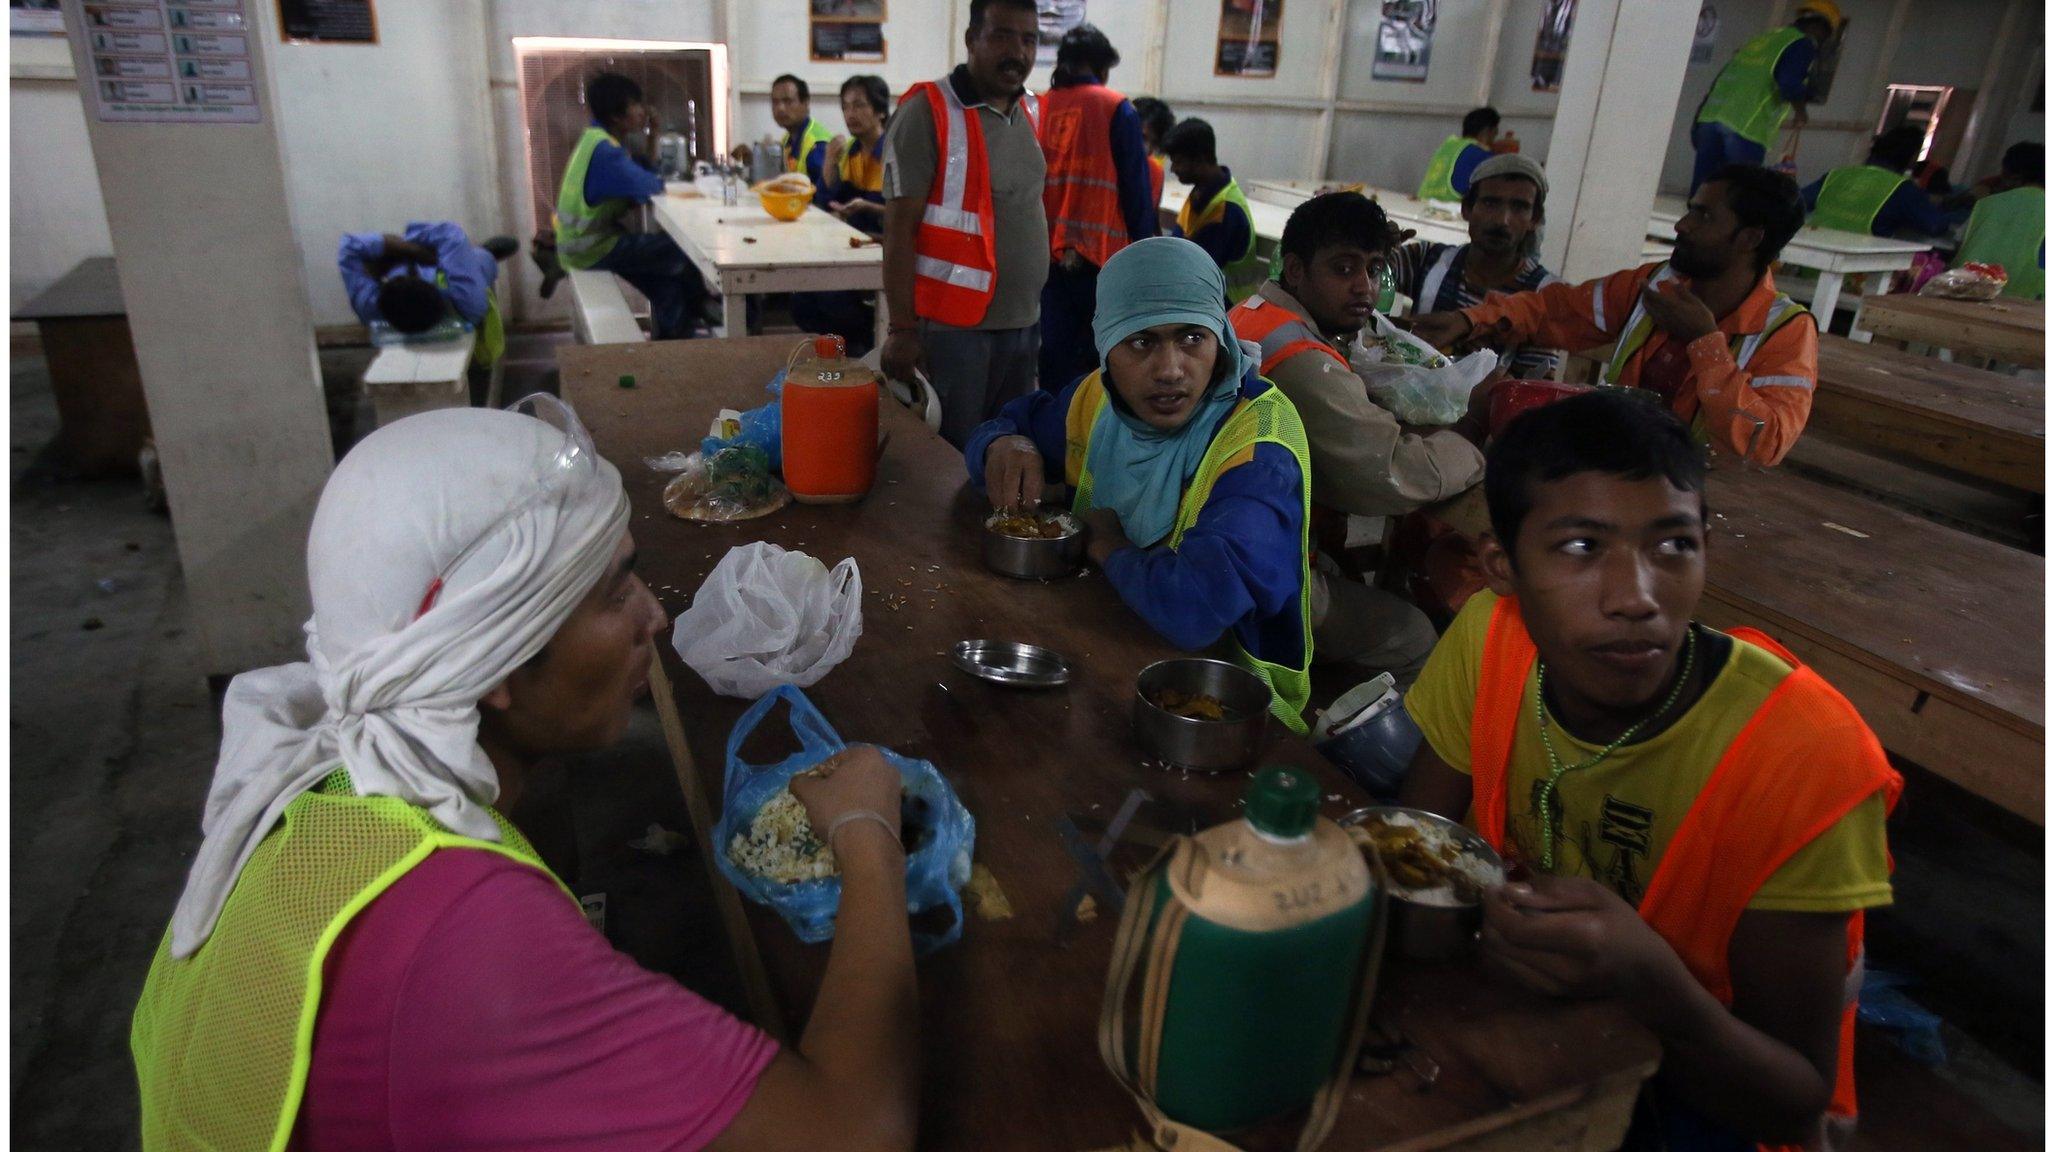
[337,222,516,369]
[1397,390,1900,1152]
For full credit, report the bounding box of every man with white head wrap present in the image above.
[132,400,921,1152]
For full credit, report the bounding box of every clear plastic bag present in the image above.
[1351,313,1498,426]
[660,445,792,523]
[673,542,862,697]
[1919,262,2008,301]
[712,686,975,951]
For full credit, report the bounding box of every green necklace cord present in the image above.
[1531,626,1698,872]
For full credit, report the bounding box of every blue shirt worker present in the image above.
[1800,126,1960,238]
[553,71,708,340]
[968,237,1314,732]
[1417,107,1500,202]
[1691,2,1838,192]
[336,223,515,367]
[772,73,836,207]
[1161,118,1262,304]
[1037,23,1160,395]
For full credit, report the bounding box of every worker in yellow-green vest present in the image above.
[1953,142,2046,301]
[1418,107,1500,202]
[1801,126,1961,237]
[554,72,708,339]
[337,224,516,369]
[1691,2,1840,192]
[967,238,1314,732]
[1161,118,1265,304]
[772,73,837,208]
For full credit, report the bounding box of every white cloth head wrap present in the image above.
[168,403,629,958]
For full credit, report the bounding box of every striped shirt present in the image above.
[1391,241,1564,380]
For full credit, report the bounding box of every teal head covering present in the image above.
[1082,237,1252,547]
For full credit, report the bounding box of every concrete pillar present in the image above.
[1540,0,1701,283]
[59,0,333,677]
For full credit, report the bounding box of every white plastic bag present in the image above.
[673,542,863,698]
[1350,313,1498,427]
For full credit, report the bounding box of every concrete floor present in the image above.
[9,337,2043,1148]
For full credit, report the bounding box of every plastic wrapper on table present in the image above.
[1351,313,1498,427]
[1919,262,2009,301]
[713,685,975,951]
[673,542,862,697]
[659,445,793,523]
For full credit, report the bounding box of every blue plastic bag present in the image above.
[1857,967,1948,1066]
[700,368,787,468]
[712,685,975,952]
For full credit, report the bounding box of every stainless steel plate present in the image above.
[950,640,1072,688]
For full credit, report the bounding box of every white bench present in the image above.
[362,330,478,428]
[568,268,647,344]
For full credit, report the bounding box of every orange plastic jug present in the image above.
[780,335,879,504]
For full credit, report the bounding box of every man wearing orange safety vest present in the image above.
[1400,390,1898,1152]
[881,0,1049,449]
[1037,24,1158,393]
[1411,165,1818,466]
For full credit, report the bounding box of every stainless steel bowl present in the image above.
[950,640,1072,688]
[1338,806,1503,961]
[1132,658,1271,771]
[982,512,1086,579]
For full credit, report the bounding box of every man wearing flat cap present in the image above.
[1388,153,1564,381]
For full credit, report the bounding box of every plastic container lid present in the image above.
[1245,765,1318,839]
[813,334,845,359]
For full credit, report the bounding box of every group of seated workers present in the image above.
[138,151,1895,1151]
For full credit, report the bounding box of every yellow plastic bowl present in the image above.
[758,188,810,221]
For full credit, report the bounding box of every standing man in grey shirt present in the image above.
[881,0,1049,449]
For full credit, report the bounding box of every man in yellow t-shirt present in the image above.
[1397,390,1899,1151]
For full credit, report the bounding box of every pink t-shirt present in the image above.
[295,848,778,1151]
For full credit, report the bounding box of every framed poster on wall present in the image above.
[810,0,884,63]
[1037,0,1085,67]
[277,0,376,45]
[1371,0,1434,83]
[1530,0,1573,92]
[1215,0,1280,78]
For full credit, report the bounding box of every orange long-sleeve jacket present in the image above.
[1462,262,1818,465]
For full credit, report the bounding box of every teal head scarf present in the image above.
[1081,237,1253,548]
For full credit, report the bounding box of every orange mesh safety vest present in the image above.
[1148,155,1166,214]
[1469,596,1901,1149]
[1228,293,1347,376]
[1042,82,1132,268]
[902,77,1042,327]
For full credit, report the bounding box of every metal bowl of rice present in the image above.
[1339,806,1505,961]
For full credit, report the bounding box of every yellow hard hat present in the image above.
[1795,0,1842,33]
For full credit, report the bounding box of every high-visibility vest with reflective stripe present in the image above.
[553,126,630,271]
[1064,370,1315,732]
[1809,166,1909,234]
[784,117,834,175]
[132,769,573,1152]
[902,77,1041,327]
[1176,178,1266,304]
[1697,27,1806,148]
[1956,185,2046,302]
[1468,595,1900,1148]
[1418,135,1480,202]
[428,268,506,370]
[1042,82,1134,268]
[1228,293,1346,377]
[1602,263,1812,440]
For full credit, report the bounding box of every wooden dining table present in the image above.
[559,335,1658,1152]
[1811,334,2045,493]
[653,185,885,346]
[1852,293,2046,369]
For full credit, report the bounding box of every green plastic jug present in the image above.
[1100,766,1384,1152]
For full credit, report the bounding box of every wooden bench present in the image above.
[567,268,647,345]
[1854,294,2046,369]
[13,257,151,476]
[1812,334,2045,493]
[1700,462,2043,822]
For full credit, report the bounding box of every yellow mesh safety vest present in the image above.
[1065,371,1315,732]
[1696,27,1805,148]
[1956,186,2046,301]
[553,126,631,270]
[1175,179,1267,304]
[1418,136,1480,202]
[1602,264,1810,448]
[785,117,834,175]
[1809,165,1909,234]
[132,768,572,1152]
